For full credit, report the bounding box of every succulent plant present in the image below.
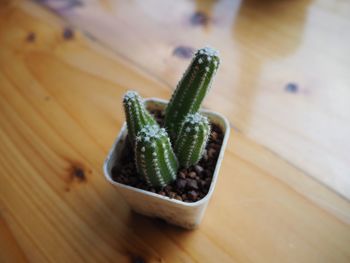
[121,46,220,188]
[135,124,179,187]
[174,113,210,168]
[164,46,220,140]
[123,91,157,146]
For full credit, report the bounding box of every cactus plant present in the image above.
[123,91,157,146]
[164,46,220,140]
[120,46,220,188]
[135,124,179,187]
[174,113,210,168]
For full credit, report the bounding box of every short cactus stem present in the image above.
[135,124,179,187]
[123,91,157,146]
[164,46,220,140]
[174,113,210,168]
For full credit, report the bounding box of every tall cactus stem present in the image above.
[164,46,220,140]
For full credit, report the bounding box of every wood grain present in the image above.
[35,0,350,199]
[0,0,349,262]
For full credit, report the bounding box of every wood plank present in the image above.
[35,0,350,199]
[0,214,28,263]
[0,1,349,262]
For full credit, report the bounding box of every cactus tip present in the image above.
[184,112,209,127]
[137,125,167,142]
[197,46,220,57]
[123,90,140,102]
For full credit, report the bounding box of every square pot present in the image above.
[103,98,230,229]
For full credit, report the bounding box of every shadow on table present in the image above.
[81,184,195,262]
[122,210,195,262]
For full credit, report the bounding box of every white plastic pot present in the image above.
[103,98,230,229]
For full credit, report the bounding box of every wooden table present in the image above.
[1,0,349,262]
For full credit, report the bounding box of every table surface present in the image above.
[1,0,350,262]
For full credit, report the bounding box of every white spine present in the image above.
[162,142,177,180]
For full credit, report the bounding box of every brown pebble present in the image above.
[211,131,218,141]
[176,178,187,190]
[194,165,204,174]
[203,170,211,177]
[179,172,186,179]
[199,180,206,188]
[188,171,196,178]
[187,179,198,190]
[203,149,209,160]
[209,143,220,150]
[164,185,173,194]
[208,148,216,158]
[159,191,166,196]
[204,178,212,188]
[169,192,176,198]
[188,190,198,201]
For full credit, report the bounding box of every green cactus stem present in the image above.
[174,113,210,168]
[164,46,220,140]
[135,124,179,187]
[123,91,157,146]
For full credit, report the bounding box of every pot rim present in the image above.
[103,97,230,207]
